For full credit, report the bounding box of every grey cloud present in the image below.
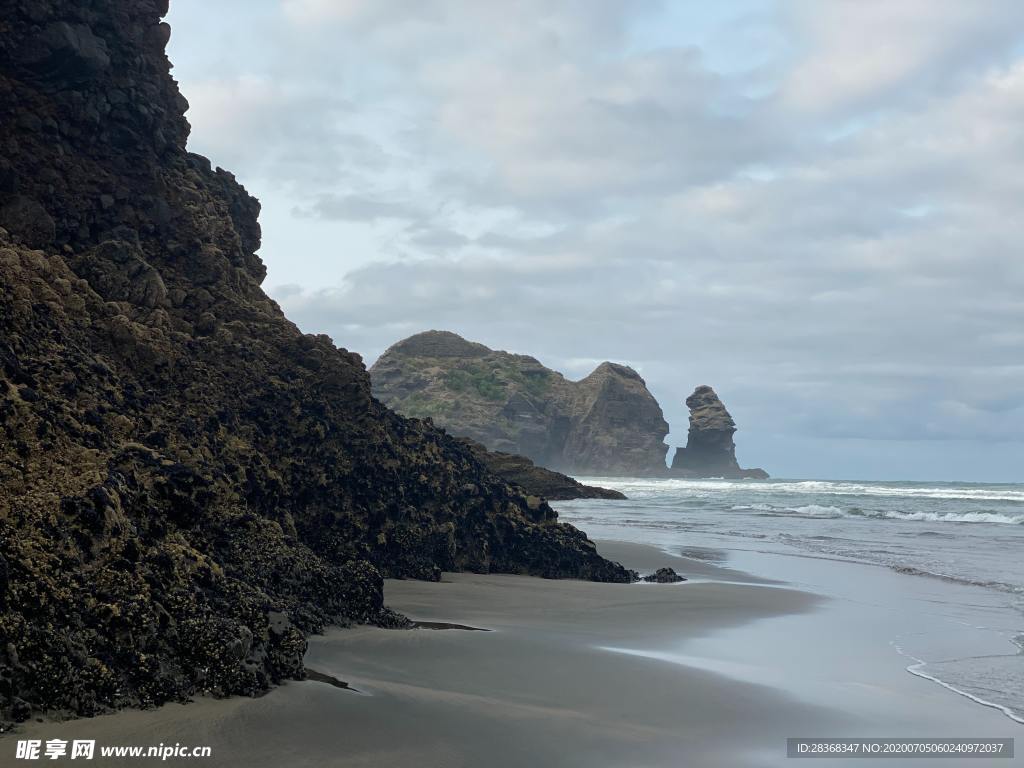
[297,194,424,222]
[407,225,471,251]
[779,0,1024,115]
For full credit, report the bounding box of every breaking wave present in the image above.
[582,477,1024,504]
[732,503,1023,524]
[870,510,1024,524]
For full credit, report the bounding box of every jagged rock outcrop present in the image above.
[670,386,768,479]
[370,331,670,476]
[457,439,626,501]
[642,567,686,583]
[0,0,636,727]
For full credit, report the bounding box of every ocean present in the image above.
[558,478,1024,726]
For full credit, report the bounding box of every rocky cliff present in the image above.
[370,331,670,476]
[670,386,768,479]
[0,0,635,727]
[457,439,627,501]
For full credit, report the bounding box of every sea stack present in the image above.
[671,386,768,479]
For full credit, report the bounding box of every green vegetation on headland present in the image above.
[444,363,508,402]
[370,331,672,475]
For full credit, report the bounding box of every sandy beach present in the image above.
[7,541,1017,767]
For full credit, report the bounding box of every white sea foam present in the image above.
[792,504,845,517]
[734,503,845,518]
[577,477,1024,504]
[731,504,1023,524]
[891,641,1024,725]
[873,510,1024,525]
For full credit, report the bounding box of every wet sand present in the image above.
[7,541,1016,767]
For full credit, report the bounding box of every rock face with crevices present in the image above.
[642,567,686,583]
[371,331,670,476]
[0,0,635,728]
[457,439,627,501]
[670,386,768,479]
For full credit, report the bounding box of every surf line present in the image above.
[890,640,1024,725]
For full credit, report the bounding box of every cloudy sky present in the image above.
[166,1,1024,481]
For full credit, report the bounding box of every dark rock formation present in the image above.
[371,331,669,476]
[670,386,768,479]
[0,0,636,727]
[457,439,626,501]
[641,567,686,583]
